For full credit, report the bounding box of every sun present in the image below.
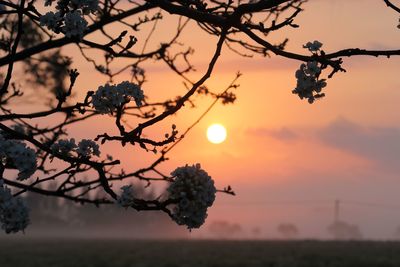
[207,124,227,144]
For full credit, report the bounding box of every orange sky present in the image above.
[10,0,400,239]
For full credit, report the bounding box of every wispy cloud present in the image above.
[246,127,298,141]
[317,117,400,171]
[246,117,400,172]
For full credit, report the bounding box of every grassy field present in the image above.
[1,239,400,267]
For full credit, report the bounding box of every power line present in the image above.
[341,200,400,210]
[216,199,400,211]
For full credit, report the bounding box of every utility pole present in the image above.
[334,199,340,223]
[332,199,341,240]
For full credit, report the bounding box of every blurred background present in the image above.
[2,0,400,242]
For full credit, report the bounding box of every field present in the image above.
[1,239,400,267]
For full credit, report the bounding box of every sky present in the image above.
[158,0,400,239]
[7,0,400,239]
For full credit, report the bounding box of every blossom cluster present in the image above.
[292,61,327,103]
[0,181,30,234]
[303,40,323,53]
[168,164,216,229]
[40,0,99,38]
[0,134,37,181]
[91,81,144,114]
[292,41,327,103]
[51,138,100,158]
[117,185,135,208]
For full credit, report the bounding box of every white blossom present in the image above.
[91,84,123,114]
[11,124,27,135]
[168,164,216,229]
[292,61,327,104]
[76,139,100,157]
[40,11,62,32]
[303,40,323,53]
[40,0,99,38]
[62,10,88,38]
[51,138,77,157]
[117,81,145,107]
[0,134,37,181]
[0,182,30,234]
[305,61,320,76]
[91,81,144,114]
[50,138,100,159]
[292,41,328,103]
[55,0,69,10]
[117,185,135,208]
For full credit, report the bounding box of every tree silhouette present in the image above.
[327,220,363,240]
[277,223,298,239]
[1,0,400,234]
[208,220,242,239]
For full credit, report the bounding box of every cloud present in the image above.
[246,127,298,141]
[317,117,400,171]
[245,117,400,172]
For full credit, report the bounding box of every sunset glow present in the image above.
[2,0,400,241]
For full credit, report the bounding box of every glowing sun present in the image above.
[207,124,227,144]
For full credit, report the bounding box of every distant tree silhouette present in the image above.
[393,225,400,240]
[208,220,242,239]
[277,223,299,239]
[327,220,363,240]
[23,181,188,238]
[1,0,400,234]
[251,226,262,238]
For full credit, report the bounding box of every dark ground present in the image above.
[1,239,400,267]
